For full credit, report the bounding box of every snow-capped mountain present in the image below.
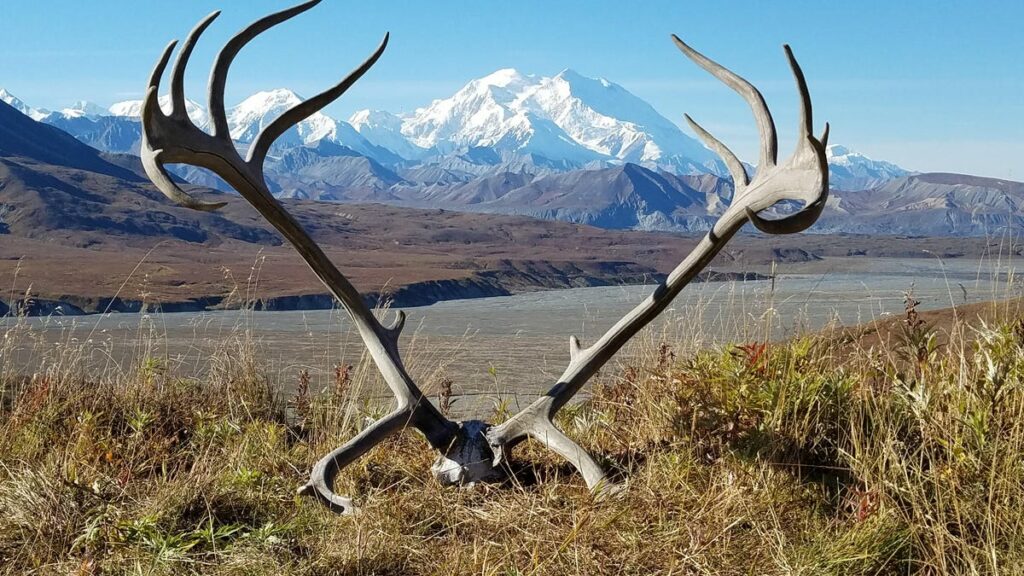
[105,89,354,151]
[0,88,49,121]
[5,79,912,190]
[827,144,911,191]
[109,95,208,129]
[398,69,606,165]
[349,109,425,161]
[224,89,401,163]
[524,69,722,171]
[5,77,910,201]
[5,86,1016,238]
[58,101,106,120]
[227,89,337,145]
[352,68,724,174]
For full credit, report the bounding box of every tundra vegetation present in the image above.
[1,294,1023,575]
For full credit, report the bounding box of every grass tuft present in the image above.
[2,298,1024,574]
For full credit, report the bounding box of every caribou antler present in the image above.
[143,3,830,511]
[485,36,830,491]
[140,0,459,513]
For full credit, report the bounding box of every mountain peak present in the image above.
[60,100,106,119]
[253,88,303,101]
[109,96,205,122]
[826,144,854,158]
[348,109,401,128]
[0,88,49,120]
[0,88,24,108]
[826,143,911,190]
[398,67,722,171]
[233,89,305,113]
[476,68,527,88]
[826,144,891,165]
[348,109,421,160]
[554,68,608,85]
[227,88,346,147]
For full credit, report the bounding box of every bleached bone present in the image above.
[141,1,828,512]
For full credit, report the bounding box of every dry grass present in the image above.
[2,295,1024,575]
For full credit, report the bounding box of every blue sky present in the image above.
[2,0,1022,178]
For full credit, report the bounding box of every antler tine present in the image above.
[247,32,390,169]
[147,40,177,96]
[784,45,831,147]
[528,417,612,490]
[671,34,778,170]
[170,11,220,122]
[683,113,749,190]
[298,408,414,513]
[784,45,813,143]
[208,0,322,139]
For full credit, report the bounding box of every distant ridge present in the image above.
[0,99,272,244]
[0,98,138,179]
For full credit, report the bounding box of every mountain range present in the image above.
[0,69,909,188]
[4,68,1021,237]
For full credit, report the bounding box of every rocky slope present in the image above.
[817,173,1024,236]
[0,99,275,246]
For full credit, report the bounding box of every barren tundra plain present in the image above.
[0,195,1011,314]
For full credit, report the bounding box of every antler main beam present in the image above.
[486,36,829,491]
[140,1,457,514]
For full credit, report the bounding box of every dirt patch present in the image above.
[824,297,1024,360]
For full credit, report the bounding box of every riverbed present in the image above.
[3,256,1019,415]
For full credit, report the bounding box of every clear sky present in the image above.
[2,1,1022,178]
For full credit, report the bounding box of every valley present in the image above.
[1,66,1020,315]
